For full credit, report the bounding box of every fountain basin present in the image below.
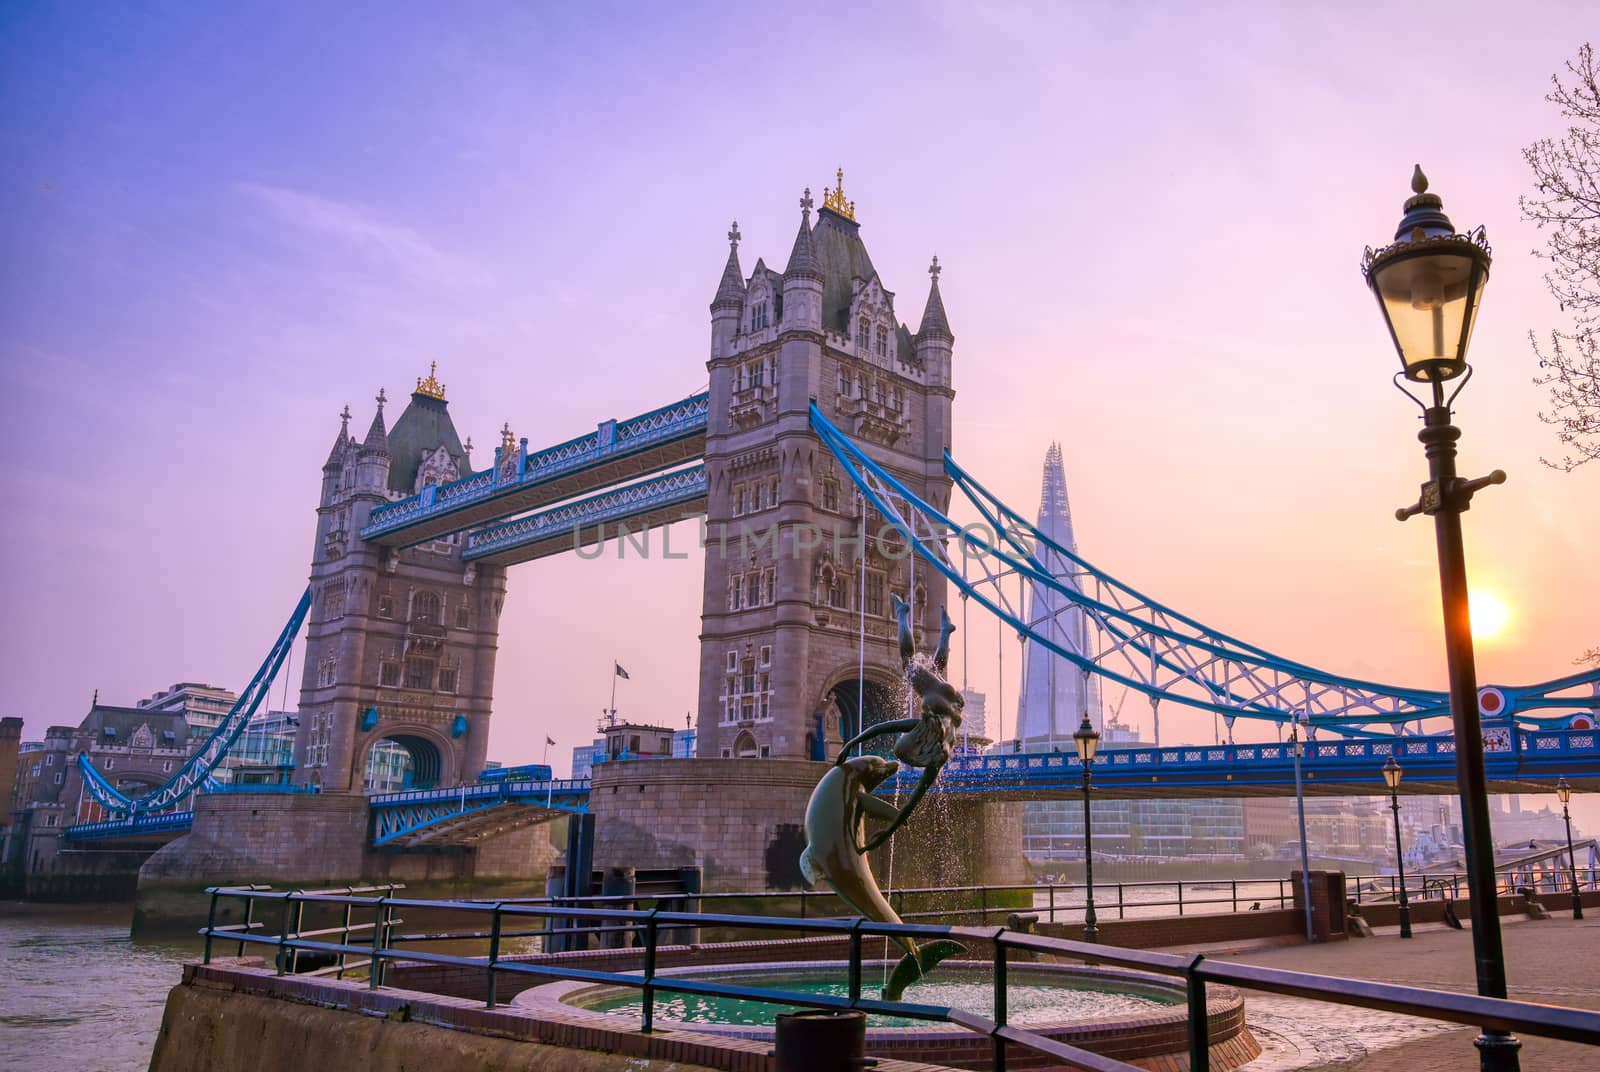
[516,959,1260,1070]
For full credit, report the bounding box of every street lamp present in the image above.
[1289,717,1314,942]
[1556,776,1583,920]
[1382,756,1413,938]
[1073,713,1100,943]
[1364,165,1517,1071]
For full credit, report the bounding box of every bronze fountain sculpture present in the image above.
[800,593,967,1000]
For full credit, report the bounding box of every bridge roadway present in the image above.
[912,723,1600,800]
[361,392,709,547]
[64,725,1598,846]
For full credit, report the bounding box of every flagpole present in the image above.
[610,658,618,720]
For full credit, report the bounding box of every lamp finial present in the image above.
[1411,164,1428,195]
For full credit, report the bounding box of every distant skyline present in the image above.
[3,5,1594,824]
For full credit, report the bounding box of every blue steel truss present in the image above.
[809,402,1599,735]
[462,464,706,562]
[362,392,710,542]
[369,778,591,847]
[77,588,312,817]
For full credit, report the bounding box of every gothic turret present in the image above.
[356,389,391,497]
[710,221,744,360]
[782,189,823,330]
[915,257,955,393]
[321,405,353,504]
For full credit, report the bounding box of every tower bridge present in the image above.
[52,172,1596,925]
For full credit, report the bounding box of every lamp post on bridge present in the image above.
[1073,713,1100,943]
[1556,777,1583,920]
[1382,756,1413,938]
[1289,715,1314,943]
[1363,165,1516,1071]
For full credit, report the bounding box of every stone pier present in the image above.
[134,791,559,934]
[588,757,1024,895]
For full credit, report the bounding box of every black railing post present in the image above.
[1118,883,1125,920]
[1178,882,1185,916]
[1231,880,1238,914]
[337,898,354,979]
[992,935,1009,1072]
[276,893,296,976]
[238,894,254,959]
[1186,953,1210,1072]
[369,895,387,990]
[486,902,503,1009]
[642,909,660,1034]
[847,919,863,1006]
[203,889,219,966]
[1048,884,1056,924]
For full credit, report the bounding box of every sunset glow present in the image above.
[1469,589,1512,642]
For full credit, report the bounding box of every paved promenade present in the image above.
[1183,916,1599,1071]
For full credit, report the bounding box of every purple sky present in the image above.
[3,5,1594,822]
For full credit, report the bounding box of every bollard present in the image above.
[774,1009,867,1072]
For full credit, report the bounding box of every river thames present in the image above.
[0,904,195,1072]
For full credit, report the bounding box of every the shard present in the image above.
[1015,443,1101,745]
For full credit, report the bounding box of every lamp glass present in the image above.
[1557,777,1572,805]
[1383,756,1403,792]
[1369,246,1486,382]
[1074,716,1099,765]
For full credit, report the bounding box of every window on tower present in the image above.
[438,668,458,694]
[379,661,400,687]
[875,324,888,357]
[455,604,470,629]
[403,657,436,690]
[412,591,441,625]
[864,571,886,617]
[858,316,869,345]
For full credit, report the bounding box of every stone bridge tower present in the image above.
[697,173,955,761]
[294,368,508,792]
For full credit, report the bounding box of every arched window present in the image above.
[412,591,441,625]
[858,316,869,344]
[875,324,888,357]
[733,730,759,758]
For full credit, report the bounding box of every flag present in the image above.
[545,735,556,747]
[614,663,630,680]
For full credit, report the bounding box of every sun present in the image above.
[1468,589,1511,642]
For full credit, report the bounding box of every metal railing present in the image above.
[1351,867,1600,905]
[200,886,1600,1072]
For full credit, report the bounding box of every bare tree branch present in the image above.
[1521,43,1600,472]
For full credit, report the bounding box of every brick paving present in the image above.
[1185,915,1600,1071]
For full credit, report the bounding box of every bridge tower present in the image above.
[696,174,956,761]
[295,369,508,792]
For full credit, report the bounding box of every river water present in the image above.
[0,904,196,1072]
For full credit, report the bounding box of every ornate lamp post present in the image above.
[1073,714,1100,943]
[1382,757,1413,938]
[1289,715,1314,942]
[1363,165,1517,1071]
[1556,776,1584,920]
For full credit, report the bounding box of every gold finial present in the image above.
[822,167,856,221]
[415,360,447,400]
[1411,164,1428,195]
[500,421,515,449]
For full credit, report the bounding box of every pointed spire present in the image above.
[784,189,822,282]
[361,388,389,454]
[917,255,952,340]
[325,405,353,468]
[711,220,745,310]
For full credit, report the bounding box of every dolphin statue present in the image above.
[799,754,965,1000]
